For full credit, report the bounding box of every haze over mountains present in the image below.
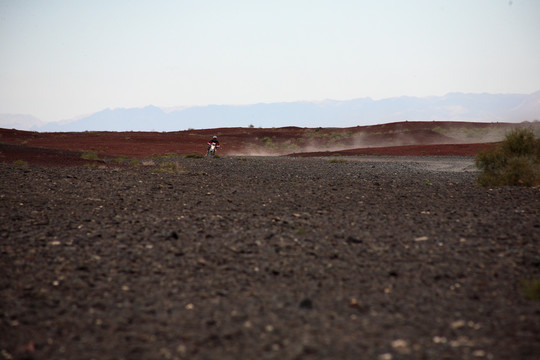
[2,92,540,132]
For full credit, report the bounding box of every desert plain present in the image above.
[1,121,539,360]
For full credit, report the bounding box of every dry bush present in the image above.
[153,161,185,174]
[475,128,540,186]
[522,278,540,301]
[183,153,204,159]
[81,151,99,161]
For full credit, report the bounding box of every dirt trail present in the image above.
[328,156,478,173]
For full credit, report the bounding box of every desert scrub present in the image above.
[278,140,299,151]
[153,161,185,174]
[521,278,540,301]
[81,151,99,161]
[83,162,100,168]
[328,158,347,163]
[475,128,540,186]
[432,126,447,135]
[295,226,307,235]
[262,136,276,148]
[13,160,28,166]
[184,153,204,159]
[153,153,179,159]
[111,155,130,164]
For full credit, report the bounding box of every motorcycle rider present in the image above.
[207,135,220,153]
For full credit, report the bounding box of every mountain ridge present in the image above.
[2,92,539,132]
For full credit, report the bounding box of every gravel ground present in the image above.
[1,156,539,360]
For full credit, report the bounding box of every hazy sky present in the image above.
[1,0,539,123]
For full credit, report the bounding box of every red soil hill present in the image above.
[0,121,528,166]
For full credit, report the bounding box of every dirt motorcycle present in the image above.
[207,143,220,156]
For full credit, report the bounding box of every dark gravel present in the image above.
[1,156,539,360]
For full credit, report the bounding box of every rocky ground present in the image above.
[1,156,539,360]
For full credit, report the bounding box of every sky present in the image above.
[1,0,539,124]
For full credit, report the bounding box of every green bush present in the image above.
[81,151,99,161]
[262,137,275,148]
[501,128,539,156]
[183,153,204,159]
[522,278,540,301]
[475,128,540,186]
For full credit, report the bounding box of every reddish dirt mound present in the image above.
[0,121,522,166]
[290,142,498,157]
[0,144,110,167]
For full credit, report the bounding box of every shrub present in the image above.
[295,226,307,235]
[13,160,28,166]
[154,153,179,159]
[262,137,274,147]
[501,128,539,156]
[81,151,99,161]
[432,126,446,134]
[475,128,540,186]
[522,278,540,301]
[183,153,204,159]
[111,156,129,164]
[83,162,100,168]
[153,161,185,174]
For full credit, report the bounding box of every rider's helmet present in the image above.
[213,135,217,139]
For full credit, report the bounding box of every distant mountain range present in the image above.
[2,92,539,132]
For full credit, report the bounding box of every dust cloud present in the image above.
[227,122,539,157]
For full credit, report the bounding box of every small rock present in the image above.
[391,339,410,354]
[450,336,474,347]
[473,349,486,357]
[299,298,313,309]
[346,236,362,244]
[433,336,447,344]
[450,319,466,329]
[176,344,187,354]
